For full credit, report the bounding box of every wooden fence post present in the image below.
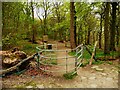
[89,41,98,65]
[75,48,78,73]
[66,50,68,73]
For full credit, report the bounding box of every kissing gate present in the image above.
[35,44,84,75]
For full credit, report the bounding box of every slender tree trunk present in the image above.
[99,13,102,49]
[116,26,119,46]
[70,2,76,49]
[110,2,117,51]
[104,2,110,54]
[78,25,82,45]
[74,10,77,46]
[93,31,95,44]
[117,2,120,47]
[44,10,47,35]
[31,1,35,43]
[116,6,120,46]
[87,28,90,45]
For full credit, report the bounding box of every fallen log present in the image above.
[0,53,37,75]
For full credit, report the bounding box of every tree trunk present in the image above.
[116,26,119,46]
[31,1,35,43]
[78,25,82,45]
[116,2,120,46]
[70,2,76,49]
[92,31,95,45]
[87,28,90,45]
[110,2,117,51]
[104,2,110,54]
[99,13,103,49]
[74,10,77,46]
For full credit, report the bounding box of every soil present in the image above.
[1,41,119,88]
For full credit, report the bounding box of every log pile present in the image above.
[2,48,27,69]
[0,48,36,76]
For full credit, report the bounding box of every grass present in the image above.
[63,71,77,79]
[0,41,2,46]
[15,81,37,88]
[69,45,118,60]
[17,40,39,55]
[41,51,57,65]
[17,40,58,65]
[107,61,113,65]
[41,59,57,65]
[69,45,118,66]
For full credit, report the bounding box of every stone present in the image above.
[91,66,99,69]
[48,85,52,88]
[90,84,97,88]
[26,86,33,88]
[89,77,96,80]
[106,78,113,81]
[101,73,107,76]
[81,76,87,80]
[36,84,44,88]
[95,68,104,71]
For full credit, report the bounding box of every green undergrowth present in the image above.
[63,71,77,79]
[15,81,37,88]
[17,40,58,65]
[41,59,57,65]
[69,45,118,61]
[107,61,113,65]
[17,40,39,55]
[80,59,104,67]
[40,51,57,65]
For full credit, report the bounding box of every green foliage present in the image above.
[42,59,57,65]
[116,65,120,73]
[63,72,77,79]
[107,61,113,65]
[80,61,89,67]
[2,33,18,50]
[40,51,57,65]
[92,60,104,65]
[16,40,38,55]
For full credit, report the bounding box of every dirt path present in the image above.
[52,42,75,76]
[2,41,119,88]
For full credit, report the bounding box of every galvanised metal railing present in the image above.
[35,44,84,74]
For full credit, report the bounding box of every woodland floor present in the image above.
[1,41,119,88]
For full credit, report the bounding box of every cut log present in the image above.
[0,54,36,75]
[2,51,27,68]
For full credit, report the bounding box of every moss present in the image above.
[25,81,37,87]
[107,61,113,65]
[63,71,77,79]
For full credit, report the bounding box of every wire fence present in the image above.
[35,44,84,74]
